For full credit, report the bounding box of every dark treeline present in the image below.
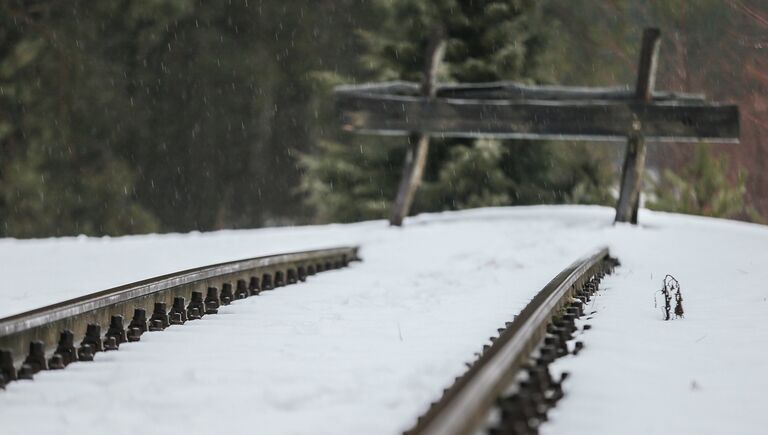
[0,0,379,236]
[0,0,764,238]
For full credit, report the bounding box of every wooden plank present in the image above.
[389,27,446,227]
[336,81,705,102]
[336,92,739,142]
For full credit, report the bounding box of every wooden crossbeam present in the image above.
[341,81,706,102]
[336,90,739,142]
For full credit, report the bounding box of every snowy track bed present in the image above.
[0,206,767,434]
[0,247,358,377]
[540,213,768,435]
[405,247,618,435]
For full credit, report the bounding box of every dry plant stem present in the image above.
[660,274,684,320]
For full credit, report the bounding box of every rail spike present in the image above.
[204,287,221,314]
[220,283,234,306]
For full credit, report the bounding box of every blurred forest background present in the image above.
[0,0,765,238]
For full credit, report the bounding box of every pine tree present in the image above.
[0,0,380,236]
[301,0,612,222]
[647,144,759,221]
[0,2,161,237]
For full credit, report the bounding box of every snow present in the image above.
[0,206,766,435]
[541,211,768,435]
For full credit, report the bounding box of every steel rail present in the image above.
[0,246,359,376]
[405,246,612,435]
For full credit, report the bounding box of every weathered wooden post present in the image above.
[390,27,446,227]
[615,28,661,224]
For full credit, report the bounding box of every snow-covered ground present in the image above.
[542,210,768,435]
[0,206,766,435]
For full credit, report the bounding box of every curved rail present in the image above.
[405,246,615,435]
[0,246,359,384]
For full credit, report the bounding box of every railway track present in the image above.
[1,243,615,435]
[0,246,359,389]
[405,247,618,435]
